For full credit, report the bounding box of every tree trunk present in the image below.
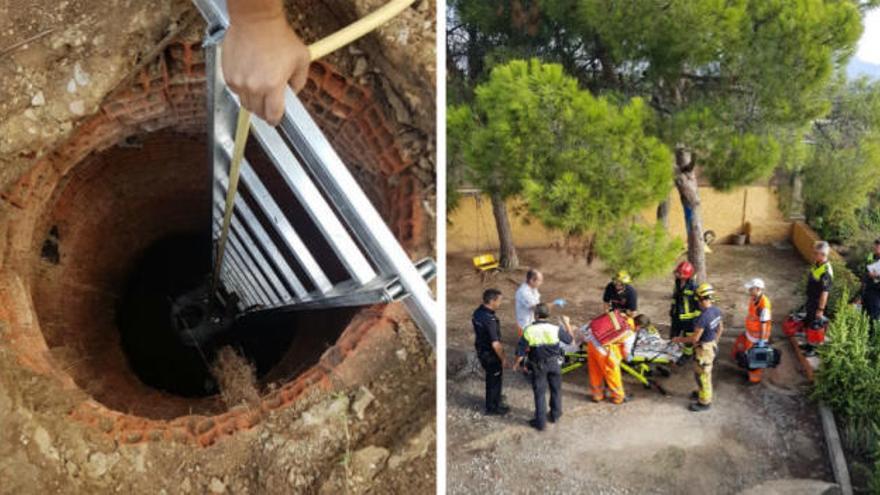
[673,147,707,282]
[490,191,519,270]
[789,171,806,220]
[656,197,670,229]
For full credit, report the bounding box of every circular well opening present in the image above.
[31,130,360,419]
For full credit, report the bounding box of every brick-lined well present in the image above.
[0,40,428,446]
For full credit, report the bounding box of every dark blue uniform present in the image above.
[472,305,503,413]
[603,283,638,313]
[863,254,880,322]
[516,320,572,429]
[805,261,833,327]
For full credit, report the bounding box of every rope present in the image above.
[212,0,416,294]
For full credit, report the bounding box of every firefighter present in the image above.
[472,288,509,415]
[586,313,635,405]
[732,278,772,384]
[513,303,574,431]
[803,241,833,355]
[673,283,724,412]
[603,270,638,317]
[670,261,701,357]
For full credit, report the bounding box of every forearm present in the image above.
[228,0,285,21]
[818,292,829,311]
[492,341,505,362]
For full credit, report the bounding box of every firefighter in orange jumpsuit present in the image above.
[732,278,772,384]
[586,315,634,404]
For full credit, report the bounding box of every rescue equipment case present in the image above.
[589,310,631,345]
[736,342,781,370]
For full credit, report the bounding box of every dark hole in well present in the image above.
[40,225,60,264]
[116,231,358,399]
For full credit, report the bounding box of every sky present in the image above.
[849,8,880,78]
[856,9,880,64]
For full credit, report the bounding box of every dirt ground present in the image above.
[0,304,436,495]
[447,244,837,494]
[0,1,437,493]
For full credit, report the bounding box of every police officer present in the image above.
[671,261,701,356]
[603,270,638,317]
[513,303,574,431]
[861,238,880,323]
[472,288,509,415]
[803,241,833,354]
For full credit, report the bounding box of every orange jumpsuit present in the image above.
[587,331,632,404]
[732,293,772,383]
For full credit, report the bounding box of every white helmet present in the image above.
[744,278,765,290]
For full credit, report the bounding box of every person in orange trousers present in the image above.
[586,325,634,404]
[732,278,772,384]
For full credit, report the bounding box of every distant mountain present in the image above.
[847,57,880,80]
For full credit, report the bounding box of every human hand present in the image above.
[222,10,310,125]
[816,308,824,318]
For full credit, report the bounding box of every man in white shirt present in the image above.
[515,269,543,335]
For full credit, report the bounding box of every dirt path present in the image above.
[447,245,835,494]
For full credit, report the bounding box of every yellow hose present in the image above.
[214,0,416,290]
[309,0,416,60]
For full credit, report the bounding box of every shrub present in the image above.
[593,222,684,282]
[813,289,880,490]
[812,291,880,421]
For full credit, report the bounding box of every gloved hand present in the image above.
[222,1,311,125]
[553,298,567,307]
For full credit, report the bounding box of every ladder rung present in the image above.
[213,159,332,293]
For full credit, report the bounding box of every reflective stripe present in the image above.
[679,288,701,320]
[586,329,608,356]
[523,322,560,347]
[746,295,771,330]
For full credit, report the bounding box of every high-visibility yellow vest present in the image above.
[522,322,560,347]
[811,261,833,281]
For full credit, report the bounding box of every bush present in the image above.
[812,290,880,490]
[593,223,684,282]
[812,292,880,420]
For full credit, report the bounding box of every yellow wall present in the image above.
[447,185,791,253]
[447,194,566,253]
[791,221,842,262]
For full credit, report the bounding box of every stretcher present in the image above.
[560,328,683,395]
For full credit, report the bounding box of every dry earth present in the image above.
[447,245,837,495]
[0,1,437,493]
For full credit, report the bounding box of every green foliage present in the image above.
[812,289,880,423]
[593,223,684,281]
[831,260,863,318]
[540,0,863,192]
[804,78,880,243]
[449,59,673,239]
[812,288,880,490]
[704,132,781,191]
[513,65,672,234]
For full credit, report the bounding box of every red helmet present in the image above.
[675,261,695,279]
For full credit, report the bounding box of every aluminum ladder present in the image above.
[194,0,437,347]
